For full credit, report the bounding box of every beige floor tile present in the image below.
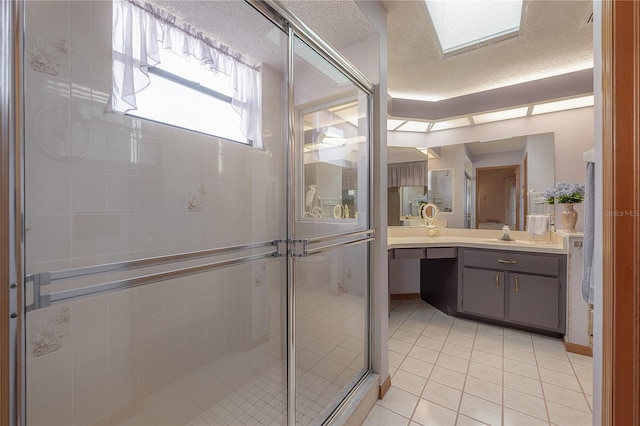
[436,353,470,374]
[504,358,539,380]
[415,335,445,351]
[364,405,410,426]
[476,323,504,336]
[503,407,550,426]
[393,330,420,345]
[442,342,473,360]
[377,387,420,419]
[533,344,570,361]
[407,346,440,364]
[538,367,582,392]
[389,350,406,369]
[392,369,428,396]
[422,380,462,411]
[503,329,533,342]
[446,333,475,349]
[585,394,593,411]
[411,398,458,426]
[503,388,548,421]
[567,352,593,367]
[399,357,434,379]
[472,339,503,356]
[503,371,543,398]
[504,336,534,352]
[467,362,502,386]
[399,322,427,335]
[571,363,592,380]
[389,338,413,356]
[458,393,502,426]
[450,324,478,338]
[429,366,467,391]
[578,376,593,396]
[504,346,537,365]
[535,355,574,374]
[470,350,503,369]
[541,382,591,413]
[453,318,479,330]
[421,327,450,340]
[474,331,504,345]
[546,401,592,425]
[464,376,502,404]
[456,414,489,425]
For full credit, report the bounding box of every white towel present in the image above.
[527,214,549,236]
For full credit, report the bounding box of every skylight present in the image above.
[425,0,524,56]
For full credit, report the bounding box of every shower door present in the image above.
[21,1,290,425]
[290,34,373,425]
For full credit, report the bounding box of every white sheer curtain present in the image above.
[108,0,263,149]
[387,161,428,187]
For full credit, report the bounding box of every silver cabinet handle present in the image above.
[497,259,517,264]
[515,275,519,293]
[495,273,500,289]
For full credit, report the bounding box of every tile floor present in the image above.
[364,299,593,426]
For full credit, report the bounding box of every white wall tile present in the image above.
[72,374,109,426]
[108,289,139,333]
[27,167,70,214]
[73,337,108,390]
[137,139,164,178]
[72,295,108,345]
[107,174,138,213]
[71,171,107,213]
[70,126,107,172]
[26,215,72,263]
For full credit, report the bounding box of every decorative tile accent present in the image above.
[187,185,206,212]
[29,37,68,76]
[31,307,71,357]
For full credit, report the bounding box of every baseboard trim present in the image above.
[390,293,420,300]
[564,339,593,357]
[379,375,391,399]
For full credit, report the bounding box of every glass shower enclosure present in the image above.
[15,1,374,425]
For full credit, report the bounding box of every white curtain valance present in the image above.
[387,161,428,187]
[108,0,263,149]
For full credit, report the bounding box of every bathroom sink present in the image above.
[482,239,537,245]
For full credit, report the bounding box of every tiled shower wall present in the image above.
[24,1,288,424]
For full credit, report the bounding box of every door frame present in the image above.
[475,165,520,230]
[601,0,640,424]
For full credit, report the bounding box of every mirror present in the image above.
[388,133,555,230]
[421,203,439,223]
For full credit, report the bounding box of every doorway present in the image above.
[475,165,520,230]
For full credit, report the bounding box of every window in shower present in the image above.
[109,0,263,148]
[129,50,251,144]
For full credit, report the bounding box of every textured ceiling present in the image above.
[383,0,594,101]
[153,0,594,109]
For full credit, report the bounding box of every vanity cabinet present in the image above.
[459,248,566,334]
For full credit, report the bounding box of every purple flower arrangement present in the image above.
[543,182,585,204]
[415,195,429,205]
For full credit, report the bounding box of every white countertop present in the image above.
[387,227,568,254]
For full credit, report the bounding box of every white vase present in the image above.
[560,203,578,233]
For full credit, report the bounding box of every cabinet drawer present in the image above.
[426,247,457,259]
[393,248,426,259]
[463,249,560,276]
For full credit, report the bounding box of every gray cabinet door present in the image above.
[508,273,561,331]
[461,267,505,320]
